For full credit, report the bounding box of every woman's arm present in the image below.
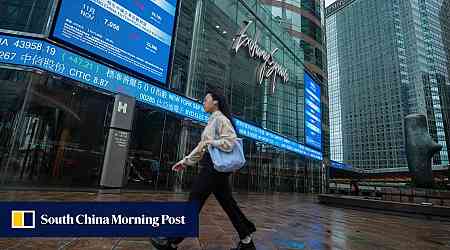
[180,114,237,166]
[210,116,237,152]
[182,142,207,166]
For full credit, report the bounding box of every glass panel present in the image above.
[0,68,112,187]
[0,0,54,34]
[213,0,237,22]
[127,104,165,189]
[177,122,203,190]
[256,2,272,30]
[170,0,198,95]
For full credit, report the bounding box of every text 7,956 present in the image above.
[104,19,120,31]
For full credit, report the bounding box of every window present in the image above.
[0,0,53,34]
[0,68,113,187]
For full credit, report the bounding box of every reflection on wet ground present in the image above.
[0,190,449,250]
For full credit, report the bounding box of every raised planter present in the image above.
[380,187,450,206]
[318,194,450,218]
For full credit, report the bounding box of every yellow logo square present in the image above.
[11,210,35,229]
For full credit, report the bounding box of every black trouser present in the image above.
[171,152,256,244]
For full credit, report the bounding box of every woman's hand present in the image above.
[201,140,214,148]
[172,159,187,172]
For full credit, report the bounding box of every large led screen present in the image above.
[304,71,322,150]
[52,0,178,84]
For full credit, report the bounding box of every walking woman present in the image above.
[151,89,256,250]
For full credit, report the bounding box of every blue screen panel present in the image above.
[52,0,178,85]
[0,34,322,161]
[330,161,352,171]
[304,72,322,151]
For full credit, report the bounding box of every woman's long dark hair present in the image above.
[207,88,237,131]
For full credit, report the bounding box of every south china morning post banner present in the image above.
[0,33,322,160]
[0,202,198,237]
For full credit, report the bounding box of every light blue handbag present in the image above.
[207,121,246,172]
[208,138,246,172]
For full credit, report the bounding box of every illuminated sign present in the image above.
[231,20,289,93]
[330,161,352,170]
[0,34,322,161]
[235,119,322,160]
[304,71,322,151]
[326,0,356,16]
[52,0,178,85]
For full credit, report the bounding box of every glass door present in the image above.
[0,68,113,188]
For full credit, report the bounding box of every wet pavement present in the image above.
[0,190,449,250]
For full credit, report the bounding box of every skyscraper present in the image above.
[440,0,450,162]
[326,0,449,169]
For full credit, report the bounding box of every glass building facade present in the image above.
[0,0,328,193]
[260,0,326,78]
[259,0,330,163]
[326,0,450,170]
[441,0,450,159]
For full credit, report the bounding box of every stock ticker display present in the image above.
[52,0,178,84]
[0,32,321,161]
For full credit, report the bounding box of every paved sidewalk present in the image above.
[0,190,449,250]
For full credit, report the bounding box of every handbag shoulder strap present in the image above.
[213,117,220,140]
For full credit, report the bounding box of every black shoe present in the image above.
[150,237,177,250]
[230,240,256,250]
[248,223,256,234]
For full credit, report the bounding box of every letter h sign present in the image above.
[110,94,135,130]
[118,101,127,114]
